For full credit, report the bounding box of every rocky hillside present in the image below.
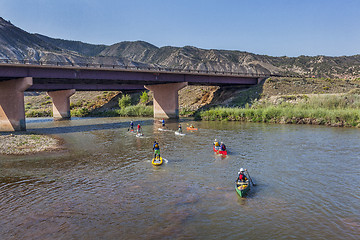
[1,17,360,79]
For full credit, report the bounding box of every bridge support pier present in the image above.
[145,82,187,119]
[0,77,33,131]
[47,89,76,120]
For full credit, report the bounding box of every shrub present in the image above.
[139,91,149,104]
[118,94,132,109]
[26,109,52,117]
[118,105,153,117]
[71,107,90,117]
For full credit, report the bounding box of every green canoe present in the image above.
[235,180,250,197]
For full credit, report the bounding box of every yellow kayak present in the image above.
[152,156,163,166]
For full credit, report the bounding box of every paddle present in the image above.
[245,169,256,186]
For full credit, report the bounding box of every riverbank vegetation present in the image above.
[24,91,153,118]
[198,92,360,127]
[23,77,360,127]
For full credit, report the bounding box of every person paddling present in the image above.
[153,141,160,159]
[236,168,248,182]
[161,119,165,127]
[137,124,142,134]
[214,139,220,150]
[129,121,134,131]
[220,142,226,151]
[178,124,182,133]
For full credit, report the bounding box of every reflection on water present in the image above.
[0,117,359,239]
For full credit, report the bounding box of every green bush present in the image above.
[118,105,153,117]
[139,91,149,104]
[26,109,52,117]
[71,107,90,117]
[118,94,132,109]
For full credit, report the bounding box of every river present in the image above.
[0,117,359,239]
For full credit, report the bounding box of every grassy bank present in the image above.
[198,93,360,127]
[81,105,153,117]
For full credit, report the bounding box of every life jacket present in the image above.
[215,142,220,147]
[239,173,247,181]
[137,125,140,129]
[154,143,159,149]
[221,144,226,151]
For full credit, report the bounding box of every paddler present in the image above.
[220,142,226,151]
[214,139,220,150]
[178,124,182,133]
[153,141,160,159]
[236,168,248,182]
[137,124,142,134]
[129,121,134,131]
[161,118,165,127]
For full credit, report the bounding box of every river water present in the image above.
[0,117,359,239]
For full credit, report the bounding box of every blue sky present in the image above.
[0,0,359,57]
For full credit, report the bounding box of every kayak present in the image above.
[175,131,186,136]
[186,127,198,131]
[213,146,227,155]
[136,133,144,137]
[152,156,163,166]
[235,180,250,197]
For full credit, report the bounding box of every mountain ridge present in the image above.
[1,17,359,79]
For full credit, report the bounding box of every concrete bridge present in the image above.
[0,60,268,131]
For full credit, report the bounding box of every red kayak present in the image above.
[213,146,227,155]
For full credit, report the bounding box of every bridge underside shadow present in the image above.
[0,65,264,131]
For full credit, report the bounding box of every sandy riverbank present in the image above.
[0,133,65,155]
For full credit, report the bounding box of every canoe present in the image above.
[152,156,163,166]
[235,180,250,197]
[136,133,144,137]
[213,146,227,155]
[186,127,198,131]
[175,131,186,136]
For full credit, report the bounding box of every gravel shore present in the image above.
[0,133,65,155]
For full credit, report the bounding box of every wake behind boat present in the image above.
[136,133,144,137]
[158,128,172,132]
[175,131,186,136]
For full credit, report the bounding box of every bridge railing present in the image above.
[0,58,279,78]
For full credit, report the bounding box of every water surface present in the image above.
[0,118,359,239]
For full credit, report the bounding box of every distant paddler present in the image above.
[137,124,142,134]
[161,118,165,127]
[186,124,198,130]
[129,121,134,131]
[236,168,248,182]
[213,139,220,150]
[178,124,182,133]
[220,142,226,151]
[153,141,160,159]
